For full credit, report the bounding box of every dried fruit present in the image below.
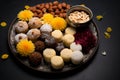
[104,32,111,39]
[53,1,59,5]
[62,2,67,8]
[0,21,7,27]
[96,15,103,21]
[1,53,9,60]
[106,27,112,33]
[104,27,112,39]
[101,51,106,56]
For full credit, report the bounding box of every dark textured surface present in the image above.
[0,0,120,80]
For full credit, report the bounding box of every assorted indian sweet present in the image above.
[65,27,76,35]
[15,21,28,33]
[60,48,73,62]
[43,48,56,63]
[14,33,28,43]
[28,17,43,28]
[62,34,75,47]
[34,40,45,51]
[71,51,84,64]
[27,28,41,41]
[12,1,97,70]
[29,52,42,66]
[51,56,64,69]
[16,39,35,57]
[51,30,63,42]
[40,23,52,32]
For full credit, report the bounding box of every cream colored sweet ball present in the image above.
[51,56,64,69]
[28,17,43,28]
[71,51,84,65]
[70,42,82,51]
[43,48,56,63]
[65,27,76,35]
[15,21,28,33]
[62,34,75,47]
[14,33,28,43]
[27,28,41,41]
[60,48,73,62]
[51,30,63,42]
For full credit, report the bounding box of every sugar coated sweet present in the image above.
[43,48,56,63]
[71,51,84,64]
[51,56,64,69]
[70,42,82,51]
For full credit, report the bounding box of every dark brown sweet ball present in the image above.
[34,40,45,51]
[29,52,42,66]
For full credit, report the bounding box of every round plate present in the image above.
[8,18,99,73]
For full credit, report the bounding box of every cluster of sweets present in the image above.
[14,2,96,69]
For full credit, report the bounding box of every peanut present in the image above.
[53,1,59,5]
[58,4,62,9]
[62,2,67,8]
[45,3,49,9]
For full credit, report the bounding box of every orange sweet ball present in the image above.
[17,10,34,21]
[42,13,54,24]
[51,17,67,31]
[16,39,35,57]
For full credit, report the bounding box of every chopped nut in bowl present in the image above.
[66,5,93,28]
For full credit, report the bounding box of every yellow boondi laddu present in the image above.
[17,10,34,21]
[51,17,67,31]
[16,39,35,57]
[42,13,54,24]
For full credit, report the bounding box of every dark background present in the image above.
[0,0,120,80]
